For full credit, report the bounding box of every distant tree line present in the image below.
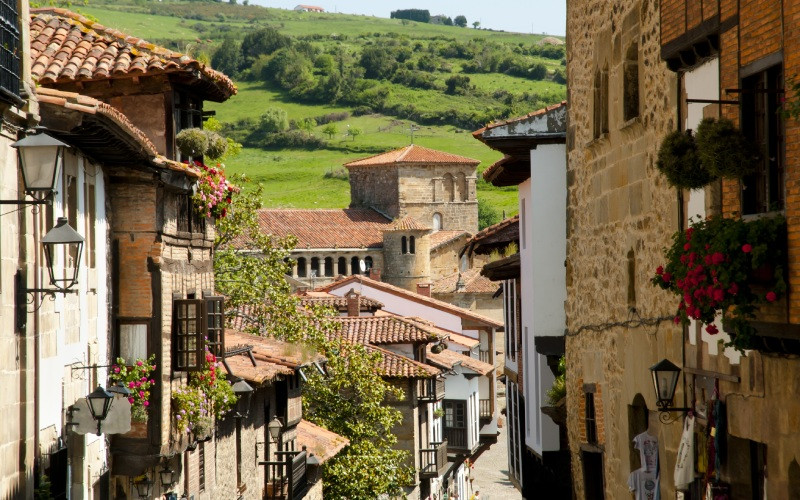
[389,8,470,27]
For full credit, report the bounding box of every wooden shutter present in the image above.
[173,299,205,371]
[205,295,225,358]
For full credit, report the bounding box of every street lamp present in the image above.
[86,385,114,435]
[159,465,176,489]
[649,359,692,420]
[268,416,284,443]
[42,217,84,292]
[133,475,154,499]
[12,132,68,202]
[232,378,254,419]
[108,381,132,397]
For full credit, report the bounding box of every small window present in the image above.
[205,295,225,358]
[0,2,20,103]
[623,43,640,122]
[173,299,205,371]
[337,257,347,275]
[324,257,334,277]
[364,256,374,274]
[297,257,307,278]
[585,392,598,444]
[409,236,416,254]
[351,256,359,275]
[311,257,320,277]
[401,236,408,254]
[118,321,148,362]
[432,213,442,231]
[593,65,609,138]
[84,179,96,269]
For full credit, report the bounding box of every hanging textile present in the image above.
[675,415,696,490]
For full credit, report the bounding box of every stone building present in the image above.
[564,1,684,499]
[656,0,800,497]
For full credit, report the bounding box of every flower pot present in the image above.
[124,421,148,439]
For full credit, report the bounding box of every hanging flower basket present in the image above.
[109,355,157,423]
[656,130,715,189]
[694,118,760,179]
[652,215,787,351]
[189,161,236,219]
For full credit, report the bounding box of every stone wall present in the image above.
[565,0,684,498]
[382,230,431,291]
[348,165,400,217]
[429,234,470,281]
[397,163,478,234]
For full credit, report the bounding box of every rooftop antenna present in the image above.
[409,124,420,144]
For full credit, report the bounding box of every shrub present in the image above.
[694,118,760,179]
[260,130,327,149]
[323,167,349,180]
[445,74,471,95]
[314,111,350,124]
[259,107,289,134]
[656,130,715,189]
[352,106,374,116]
[205,132,229,160]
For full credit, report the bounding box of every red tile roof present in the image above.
[298,292,384,311]
[462,216,519,256]
[317,275,503,328]
[427,348,494,376]
[431,268,500,295]
[334,316,442,345]
[30,9,236,101]
[297,420,349,464]
[367,344,441,378]
[222,330,324,384]
[256,209,391,249]
[472,101,568,141]
[344,145,479,168]
[387,216,430,231]
[430,230,470,250]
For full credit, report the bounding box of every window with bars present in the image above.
[585,392,598,444]
[0,0,20,103]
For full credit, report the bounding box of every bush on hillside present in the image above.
[260,130,327,150]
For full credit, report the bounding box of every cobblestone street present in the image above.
[468,398,521,500]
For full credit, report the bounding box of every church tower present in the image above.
[381,216,432,291]
[344,145,480,234]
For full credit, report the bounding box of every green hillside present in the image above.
[80,1,567,218]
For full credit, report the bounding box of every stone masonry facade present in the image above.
[565,0,684,498]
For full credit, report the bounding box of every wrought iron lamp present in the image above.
[42,217,84,292]
[86,385,114,435]
[0,131,67,205]
[650,359,692,422]
[159,465,176,489]
[268,416,284,443]
[232,378,254,419]
[133,474,154,499]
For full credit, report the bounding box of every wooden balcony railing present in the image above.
[417,377,446,402]
[478,349,491,364]
[262,450,308,500]
[479,399,492,420]
[419,440,449,478]
[444,427,467,449]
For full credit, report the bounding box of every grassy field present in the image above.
[80,2,558,217]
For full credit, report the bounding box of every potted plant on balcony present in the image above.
[652,215,787,351]
[109,355,156,431]
[433,408,445,419]
[172,348,237,439]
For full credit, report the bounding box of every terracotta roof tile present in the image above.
[317,275,504,328]
[36,86,158,157]
[366,344,440,378]
[298,292,384,311]
[472,101,568,141]
[427,347,494,376]
[344,145,479,168]
[431,268,500,295]
[30,9,236,100]
[226,329,325,369]
[462,216,519,255]
[254,208,391,249]
[430,230,470,250]
[297,420,349,464]
[333,316,441,345]
[387,216,430,231]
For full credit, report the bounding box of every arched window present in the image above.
[351,256,360,275]
[456,173,467,201]
[338,257,347,275]
[364,256,373,274]
[297,257,307,278]
[624,43,640,121]
[593,64,609,138]
[432,213,442,231]
[310,257,320,277]
[324,257,334,277]
[409,236,415,254]
[401,236,408,254]
[443,173,454,202]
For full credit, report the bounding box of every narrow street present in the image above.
[469,397,521,500]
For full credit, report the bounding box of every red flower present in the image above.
[728,283,739,295]
[673,316,681,324]
[711,252,725,265]
[706,324,718,335]
[712,288,725,302]
[662,272,672,283]
[766,291,777,302]
[656,266,664,275]
[683,243,691,251]
[742,243,752,253]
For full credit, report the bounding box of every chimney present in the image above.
[416,283,431,297]
[345,288,361,317]
[369,267,382,281]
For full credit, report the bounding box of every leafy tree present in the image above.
[528,62,548,80]
[322,122,338,139]
[259,107,289,134]
[359,46,399,80]
[214,180,415,499]
[241,26,292,62]
[445,74,471,95]
[478,198,501,230]
[390,9,430,23]
[211,37,242,77]
[443,16,454,26]
[472,21,481,29]
[454,15,468,27]
[348,126,363,141]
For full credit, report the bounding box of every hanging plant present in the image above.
[172,347,237,435]
[694,118,760,179]
[652,215,786,351]
[109,355,157,423]
[656,129,715,189]
[190,161,236,219]
[433,408,445,419]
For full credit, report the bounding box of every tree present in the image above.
[359,46,398,80]
[322,122,338,139]
[211,37,242,78]
[472,21,481,29]
[478,198,501,230]
[259,107,289,134]
[241,26,292,62]
[213,180,415,499]
[390,9,430,23]
[445,74,471,95]
[348,126,363,141]
[454,15,468,27]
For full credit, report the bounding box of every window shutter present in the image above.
[173,299,205,371]
[205,295,225,358]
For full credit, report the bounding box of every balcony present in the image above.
[419,440,449,479]
[417,377,446,403]
[478,349,491,364]
[479,399,492,421]
[443,427,467,450]
[263,450,309,500]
